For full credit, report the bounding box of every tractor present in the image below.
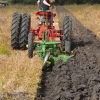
[11,9,73,68]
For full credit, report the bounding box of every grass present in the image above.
[65,4,100,38]
[0,44,11,56]
[0,5,43,99]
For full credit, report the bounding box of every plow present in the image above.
[11,9,74,68]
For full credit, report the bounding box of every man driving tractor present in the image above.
[37,0,54,25]
[37,0,51,11]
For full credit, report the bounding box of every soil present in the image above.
[1,6,100,100]
[34,6,100,100]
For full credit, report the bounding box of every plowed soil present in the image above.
[35,6,100,100]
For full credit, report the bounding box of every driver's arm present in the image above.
[43,0,51,7]
[37,0,40,7]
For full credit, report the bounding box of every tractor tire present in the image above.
[19,13,31,50]
[28,33,33,58]
[65,40,71,55]
[62,16,72,55]
[11,12,22,49]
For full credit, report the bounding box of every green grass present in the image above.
[0,44,11,56]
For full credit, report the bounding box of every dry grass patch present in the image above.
[0,5,43,99]
[0,52,42,98]
[65,4,100,38]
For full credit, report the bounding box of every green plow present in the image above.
[34,41,74,68]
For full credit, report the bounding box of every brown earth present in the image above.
[34,6,100,100]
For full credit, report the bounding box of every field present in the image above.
[0,5,43,99]
[65,4,100,38]
[0,4,100,99]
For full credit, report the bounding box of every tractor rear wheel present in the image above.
[28,33,33,58]
[19,13,31,50]
[11,12,22,49]
[62,16,72,55]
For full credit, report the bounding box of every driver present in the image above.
[37,0,51,11]
[37,0,54,25]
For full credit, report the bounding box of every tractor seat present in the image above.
[36,11,56,18]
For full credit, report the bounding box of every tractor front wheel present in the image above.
[28,33,33,58]
[19,13,31,50]
[11,12,22,49]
